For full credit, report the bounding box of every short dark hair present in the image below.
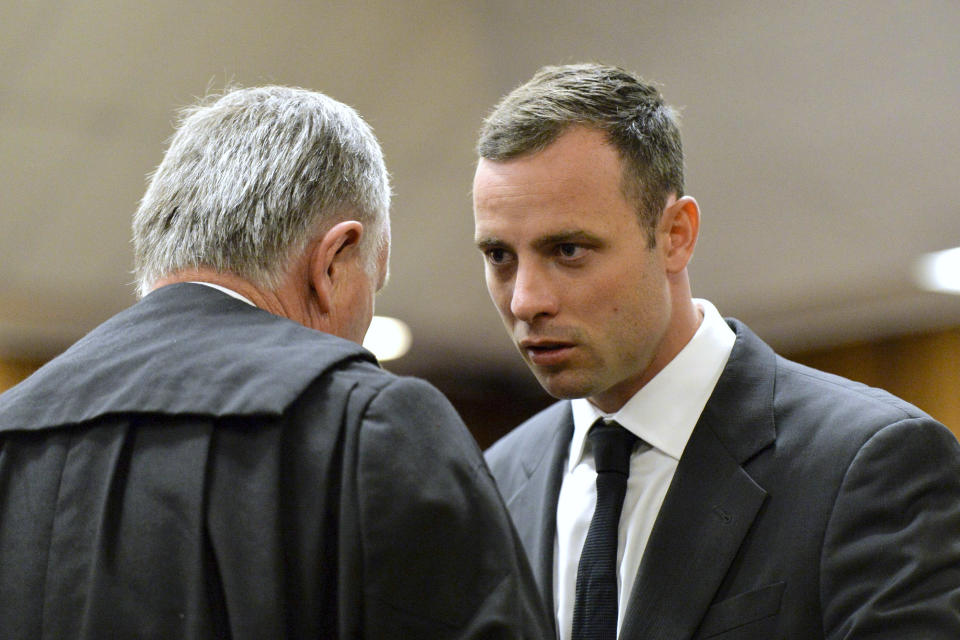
[477,63,684,244]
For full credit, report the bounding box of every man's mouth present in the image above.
[519,339,575,366]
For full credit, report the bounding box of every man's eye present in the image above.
[557,244,584,259]
[486,248,511,264]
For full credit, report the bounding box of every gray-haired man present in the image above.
[0,86,550,639]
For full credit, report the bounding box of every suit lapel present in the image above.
[619,319,778,640]
[619,422,768,639]
[503,405,573,627]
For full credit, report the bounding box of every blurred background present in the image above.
[2,1,958,445]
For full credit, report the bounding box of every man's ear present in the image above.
[658,195,700,274]
[308,220,364,313]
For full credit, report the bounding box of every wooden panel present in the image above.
[0,358,43,393]
[789,328,960,440]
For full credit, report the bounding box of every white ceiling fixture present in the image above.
[363,316,413,361]
[915,247,960,295]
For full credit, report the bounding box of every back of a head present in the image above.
[132,86,391,297]
[477,63,684,242]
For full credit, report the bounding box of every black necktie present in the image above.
[572,419,639,640]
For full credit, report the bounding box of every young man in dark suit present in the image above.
[0,86,550,639]
[473,63,960,639]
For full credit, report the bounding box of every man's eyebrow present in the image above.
[475,230,605,251]
[475,236,508,250]
[531,230,604,249]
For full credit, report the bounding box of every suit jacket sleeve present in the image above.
[348,376,552,639]
[820,417,960,639]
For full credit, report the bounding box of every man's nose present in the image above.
[510,262,559,323]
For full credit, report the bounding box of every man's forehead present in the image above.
[475,154,622,212]
[473,165,605,222]
[474,156,595,191]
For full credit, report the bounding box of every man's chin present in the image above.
[532,370,594,401]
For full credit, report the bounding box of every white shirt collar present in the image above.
[568,299,735,471]
[187,281,257,307]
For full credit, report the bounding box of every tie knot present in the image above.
[588,419,638,475]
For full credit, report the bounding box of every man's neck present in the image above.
[150,269,297,320]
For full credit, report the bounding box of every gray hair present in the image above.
[477,63,683,245]
[133,85,390,297]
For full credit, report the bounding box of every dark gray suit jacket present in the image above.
[486,319,960,639]
[0,283,551,639]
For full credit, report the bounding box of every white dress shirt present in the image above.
[554,299,735,639]
[187,282,256,307]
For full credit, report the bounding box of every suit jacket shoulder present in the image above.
[626,318,960,639]
[0,283,378,431]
